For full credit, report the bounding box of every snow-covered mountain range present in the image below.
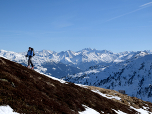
[63,51,152,102]
[1,48,152,102]
[1,48,151,71]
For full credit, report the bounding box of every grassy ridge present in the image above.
[0,57,145,114]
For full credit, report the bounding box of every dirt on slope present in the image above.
[0,57,147,114]
[86,86,152,112]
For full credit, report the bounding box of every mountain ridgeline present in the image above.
[1,49,152,103]
[1,49,151,75]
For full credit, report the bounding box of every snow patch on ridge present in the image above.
[79,105,100,114]
[0,105,19,114]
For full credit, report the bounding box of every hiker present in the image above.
[25,47,34,69]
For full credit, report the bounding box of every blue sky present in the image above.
[0,0,152,53]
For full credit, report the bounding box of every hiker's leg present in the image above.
[29,56,33,67]
[28,57,30,67]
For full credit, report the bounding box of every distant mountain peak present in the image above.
[135,51,148,58]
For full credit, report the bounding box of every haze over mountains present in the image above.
[1,48,152,103]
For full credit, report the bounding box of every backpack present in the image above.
[31,48,35,56]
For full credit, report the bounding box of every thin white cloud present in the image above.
[106,8,143,22]
[106,2,152,22]
[140,2,152,7]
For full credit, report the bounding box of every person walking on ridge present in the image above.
[26,47,34,69]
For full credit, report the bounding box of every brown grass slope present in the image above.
[0,57,148,114]
[87,86,152,112]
